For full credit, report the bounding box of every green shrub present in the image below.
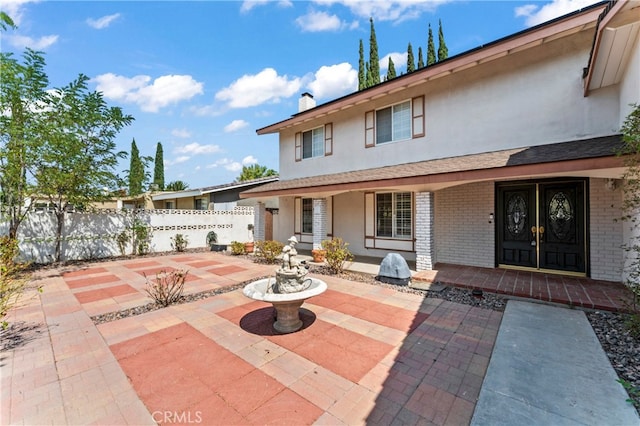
[171,233,188,252]
[0,236,29,329]
[144,269,188,307]
[254,240,284,264]
[230,241,245,255]
[321,237,354,274]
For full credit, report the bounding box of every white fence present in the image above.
[1,207,255,264]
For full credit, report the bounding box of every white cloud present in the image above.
[207,158,243,172]
[240,0,292,13]
[515,0,600,27]
[1,0,34,27]
[215,68,302,108]
[164,156,190,166]
[224,119,249,133]
[171,128,191,138]
[295,10,344,32]
[86,13,121,29]
[93,73,204,112]
[380,52,407,74]
[174,142,222,155]
[307,62,357,99]
[242,155,258,166]
[315,0,449,23]
[6,34,58,50]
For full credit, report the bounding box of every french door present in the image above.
[496,179,587,274]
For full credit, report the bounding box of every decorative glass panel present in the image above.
[548,191,573,240]
[506,194,527,236]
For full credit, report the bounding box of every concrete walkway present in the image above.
[1,253,638,425]
[472,300,640,425]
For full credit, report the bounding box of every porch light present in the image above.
[489,213,494,224]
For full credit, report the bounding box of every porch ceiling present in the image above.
[240,135,626,198]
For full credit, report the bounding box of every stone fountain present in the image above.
[243,236,327,333]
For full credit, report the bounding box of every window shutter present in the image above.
[324,123,333,156]
[365,110,375,148]
[412,96,425,138]
[364,192,375,248]
[294,197,301,234]
[295,132,302,161]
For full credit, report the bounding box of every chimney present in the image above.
[298,92,316,112]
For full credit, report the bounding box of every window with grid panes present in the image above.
[302,198,313,233]
[376,192,412,239]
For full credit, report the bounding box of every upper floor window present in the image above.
[295,123,333,161]
[165,201,175,210]
[376,192,412,239]
[303,127,324,159]
[376,100,411,144]
[365,96,424,148]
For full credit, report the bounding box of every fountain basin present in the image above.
[243,277,327,333]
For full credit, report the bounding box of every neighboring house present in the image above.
[151,176,279,210]
[243,0,639,283]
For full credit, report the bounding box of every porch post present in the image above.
[254,202,266,242]
[415,192,435,271]
[312,198,327,249]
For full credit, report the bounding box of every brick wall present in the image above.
[589,178,624,282]
[435,182,495,268]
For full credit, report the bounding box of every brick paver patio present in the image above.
[0,252,542,424]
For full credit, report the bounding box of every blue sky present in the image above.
[2,0,600,190]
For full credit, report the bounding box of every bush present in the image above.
[145,269,188,307]
[230,241,245,255]
[254,240,284,264]
[170,234,188,252]
[321,237,354,274]
[0,236,29,329]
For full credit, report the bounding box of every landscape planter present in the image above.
[311,249,326,263]
[244,242,254,253]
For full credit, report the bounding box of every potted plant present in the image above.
[244,241,254,253]
[311,248,326,263]
[206,231,226,252]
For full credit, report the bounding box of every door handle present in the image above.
[538,226,544,243]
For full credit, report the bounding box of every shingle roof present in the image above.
[242,135,623,196]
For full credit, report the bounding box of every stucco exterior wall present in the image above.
[618,34,640,127]
[279,31,620,180]
[435,182,495,268]
[589,178,624,281]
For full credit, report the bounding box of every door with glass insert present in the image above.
[497,180,586,274]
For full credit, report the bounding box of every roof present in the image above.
[152,176,278,201]
[240,135,625,198]
[256,1,609,136]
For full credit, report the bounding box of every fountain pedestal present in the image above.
[243,277,327,333]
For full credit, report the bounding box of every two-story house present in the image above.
[243,0,639,283]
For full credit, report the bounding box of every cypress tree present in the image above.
[407,43,415,73]
[365,61,372,88]
[427,23,437,66]
[368,17,380,86]
[128,138,144,196]
[418,47,425,68]
[437,19,448,62]
[386,57,396,80]
[153,142,164,191]
[358,39,366,90]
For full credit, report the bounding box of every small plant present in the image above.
[0,236,29,329]
[116,231,128,256]
[132,219,152,255]
[144,269,189,307]
[254,240,284,264]
[206,230,218,246]
[617,378,640,409]
[321,237,354,274]
[171,233,188,252]
[230,241,245,255]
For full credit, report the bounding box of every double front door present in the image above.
[496,179,587,274]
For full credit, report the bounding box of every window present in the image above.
[165,201,174,210]
[195,198,207,210]
[376,192,412,239]
[376,100,411,144]
[302,127,324,159]
[302,198,313,233]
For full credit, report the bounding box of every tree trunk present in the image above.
[54,211,65,263]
